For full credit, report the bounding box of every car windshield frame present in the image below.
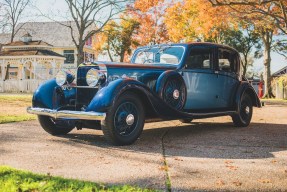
[131,45,186,65]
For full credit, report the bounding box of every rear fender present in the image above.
[235,82,261,113]
[155,70,183,97]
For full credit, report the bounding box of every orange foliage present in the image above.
[164,0,238,43]
[129,0,169,45]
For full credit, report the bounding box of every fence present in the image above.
[275,82,287,99]
[0,79,46,93]
[0,68,77,93]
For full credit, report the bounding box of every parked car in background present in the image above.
[27,42,261,145]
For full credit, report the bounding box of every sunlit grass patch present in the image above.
[0,166,152,192]
[0,94,35,124]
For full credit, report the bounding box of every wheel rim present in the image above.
[114,101,138,136]
[240,101,251,122]
[163,79,185,109]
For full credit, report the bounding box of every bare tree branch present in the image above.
[0,0,30,42]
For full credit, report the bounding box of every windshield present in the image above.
[133,46,185,65]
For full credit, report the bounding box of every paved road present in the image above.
[1,104,287,191]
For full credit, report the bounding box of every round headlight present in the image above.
[56,71,67,86]
[86,68,99,87]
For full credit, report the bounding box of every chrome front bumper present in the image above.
[27,107,106,121]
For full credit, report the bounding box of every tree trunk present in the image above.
[107,40,113,62]
[107,49,114,62]
[119,49,125,62]
[77,45,84,66]
[262,32,274,98]
[10,27,15,43]
[242,55,248,76]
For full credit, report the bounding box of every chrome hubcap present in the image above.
[245,106,250,114]
[126,114,135,125]
[173,89,180,100]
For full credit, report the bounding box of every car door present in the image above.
[216,48,240,108]
[182,45,222,110]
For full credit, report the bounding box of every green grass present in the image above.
[0,166,153,192]
[261,98,287,102]
[0,115,36,124]
[0,94,36,124]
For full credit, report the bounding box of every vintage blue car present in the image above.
[27,43,261,145]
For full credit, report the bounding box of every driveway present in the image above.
[0,104,286,191]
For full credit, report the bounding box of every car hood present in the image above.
[91,61,178,70]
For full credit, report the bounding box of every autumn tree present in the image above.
[128,0,169,45]
[0,0,30,42]
[223,28,262,76]
[208,0,283,98]
[98,16,140,62]
[164,0,238,43]
[208,0,287,35]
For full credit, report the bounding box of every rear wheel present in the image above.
[38,115,75,135]
[232,94,253,127]
[101,92,145,145]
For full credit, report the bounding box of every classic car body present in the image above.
[28,42,261,145]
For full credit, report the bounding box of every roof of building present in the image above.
[0,49,65,57]
[0,21,96,47]
[0,33,11,45]
[272,66,287,77]
[4,40,52,47]
[22,32,32,37]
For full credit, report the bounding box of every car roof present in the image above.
[137,42,238,53]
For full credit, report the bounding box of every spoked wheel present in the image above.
[114,102,139,136]
[38,115,75,135]
[232,94,253,127]
[162,77,186,110]
[101,92,145,145]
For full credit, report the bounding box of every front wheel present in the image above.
[101,92,145,145]
[232,94,253,127]
[38,115,75,135]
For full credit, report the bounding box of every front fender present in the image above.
[235,81,261,113]
[86,78,192,120]
[86,78,151,112]
[32,79,76,109]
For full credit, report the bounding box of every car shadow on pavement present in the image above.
[59,121,287,160]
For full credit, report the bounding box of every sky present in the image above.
[20,0,287,74]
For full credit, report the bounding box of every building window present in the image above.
[85,37,92,46]
[84,52,95,62]
[64,50,75,64]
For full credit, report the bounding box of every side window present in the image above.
[218,49,238,72]
[185,47,212,69]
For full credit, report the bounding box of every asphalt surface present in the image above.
[0,104,287,191]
